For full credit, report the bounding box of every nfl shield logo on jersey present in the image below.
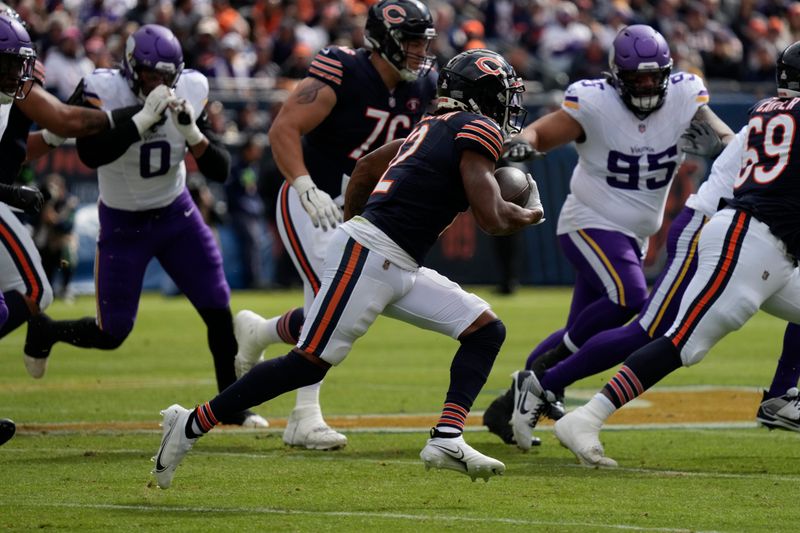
[638,123,646,133]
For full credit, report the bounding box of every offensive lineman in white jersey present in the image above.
[483,24,735,450]
[22,24,266,428]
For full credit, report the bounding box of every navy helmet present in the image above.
[437,49,527,136]
[365,0,437,81]
[777,41,800,98]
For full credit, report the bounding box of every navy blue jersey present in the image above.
[727,96,800,258]
[302,46,437,197]
[361,111,504,264]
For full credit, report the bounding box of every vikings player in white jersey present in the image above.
[22,24,266,428]
[555,41,800,466]
[483,24,735,450]
[503,127,800,446]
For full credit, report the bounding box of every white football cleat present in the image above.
[152,404,198,489]
[420,434,505,482]
[240,411,269,428]
[23,355,48,379]
[283,405,347,450]
[554,406,617,468]
[510,370,549,451]
[233,310,269,379]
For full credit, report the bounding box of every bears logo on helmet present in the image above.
[436,49,527,136]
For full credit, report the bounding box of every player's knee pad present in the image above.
[461,319,506,361]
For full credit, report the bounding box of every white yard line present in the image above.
[12,501,702,532]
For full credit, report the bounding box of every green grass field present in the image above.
[1,288,797,532]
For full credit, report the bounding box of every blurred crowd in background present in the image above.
[6,0,793,295]
[15,0,800,93]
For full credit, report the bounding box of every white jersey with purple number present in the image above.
[557,73,709,243]
[685,126,746,218]
[83,69,208,211]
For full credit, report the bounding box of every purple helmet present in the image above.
[0,13,35,105]
[609,25,672,116]
[122,24,184,97]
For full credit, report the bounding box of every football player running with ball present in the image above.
[22,24,266,428]
[484,24,735,450]
[151,49,543,489]
[231,0,439,450]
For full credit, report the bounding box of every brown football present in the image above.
[494,166,531,207]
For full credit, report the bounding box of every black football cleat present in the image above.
[483,386,541,446]
[0,418,16,446]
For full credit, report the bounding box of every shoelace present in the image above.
[528,401,549,428]
[787,388,800,408]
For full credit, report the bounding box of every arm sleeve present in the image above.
[193,111,231,183]
[75,99,142,168]
[0,104,34,184]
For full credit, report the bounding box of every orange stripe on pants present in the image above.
[671,213,747,346]
[0,223,40,303]
[305,242,364,353]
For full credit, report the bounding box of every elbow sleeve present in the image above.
[76,121,140,168]
[195,141,231,183]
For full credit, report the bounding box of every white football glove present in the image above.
[679,120,724,158]
[525,173,545,225]
[132,84,174,136]
[41,129,66,147]
[169,97,205,146]
[292,174,343,231]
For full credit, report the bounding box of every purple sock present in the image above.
[767,323,800,397]
[525,328,565,370]
[541,321,652,396]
